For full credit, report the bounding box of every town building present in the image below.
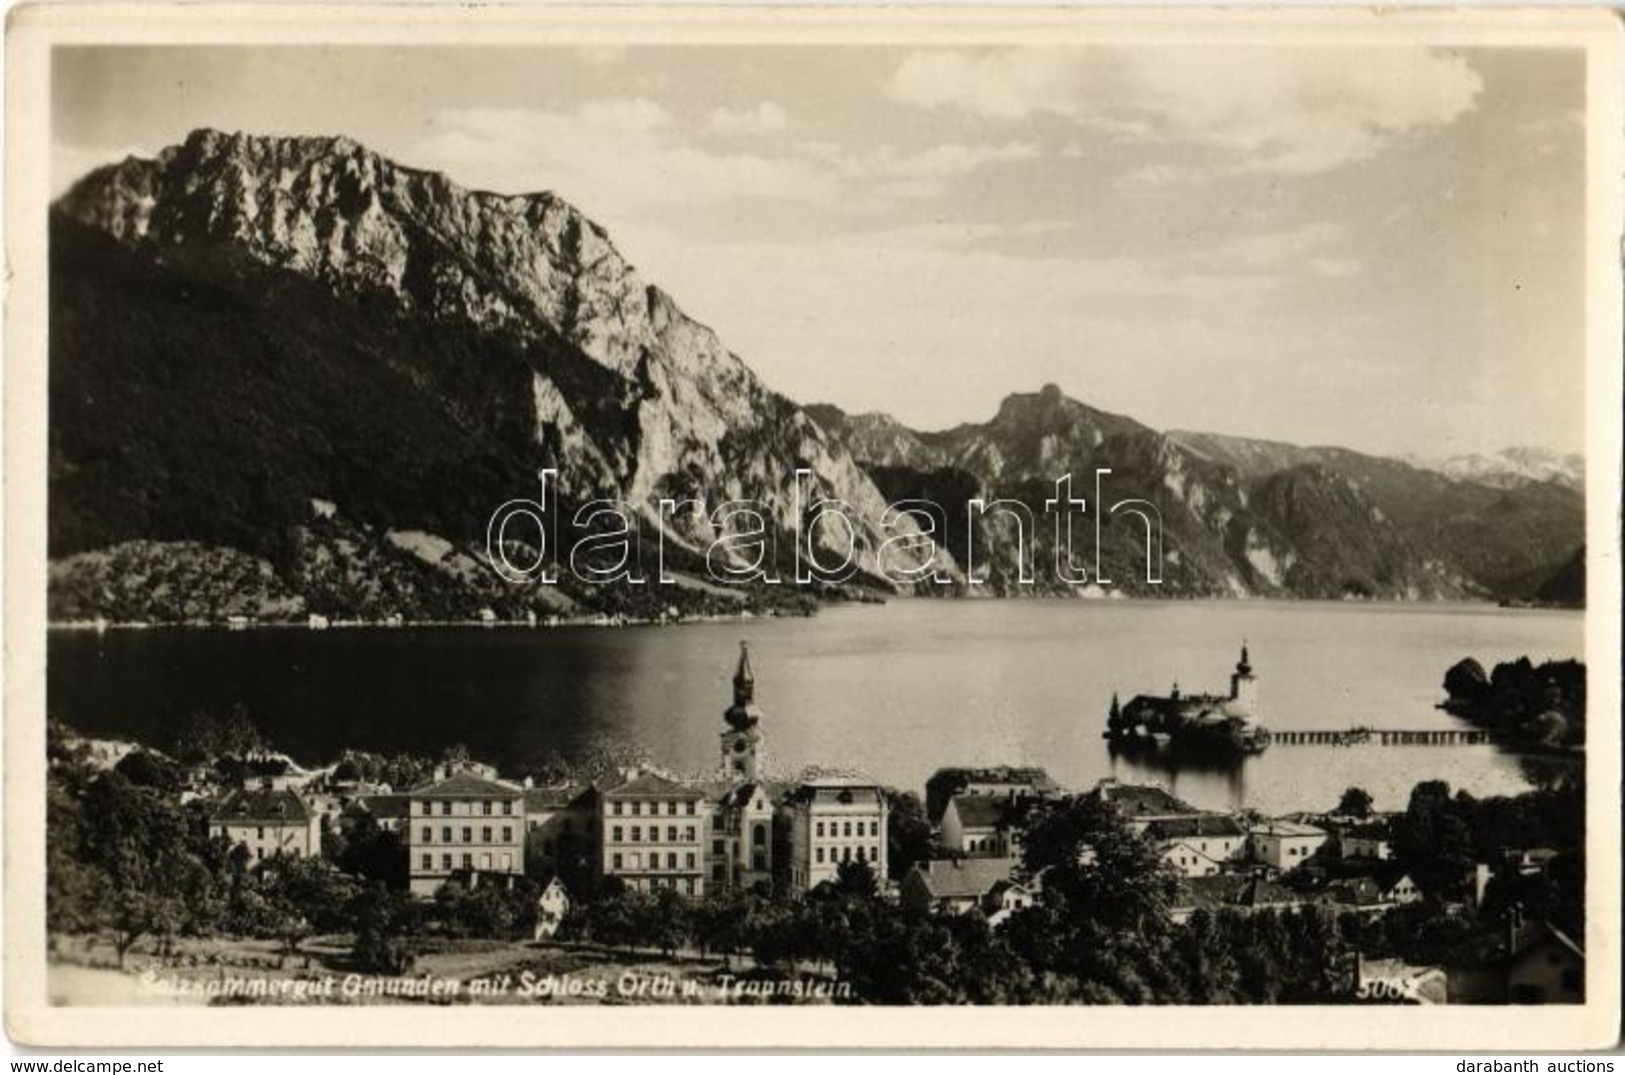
[1162,839,1238,878]
[406,769,526,896]
[209,786,322,861]
[782,777,889,894]
[900,857,1024,918]
[1089,779,1203,827]
[941,794,1020,858]
[957,766,1060,801]
[1141,814,1249,876]
[599,771,708,896]
[348,793,410,834]
[984,879,1037,930]
[710,780,779,893]
[1248,819,1329,870]
[1339,823,1393,861]
[523,782,597,882]
[1171,872,1307,923]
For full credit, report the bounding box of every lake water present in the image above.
[46,600,1585,815]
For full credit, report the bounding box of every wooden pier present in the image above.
[1271,728,1498,747]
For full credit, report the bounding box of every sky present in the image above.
[51,43,1588,459]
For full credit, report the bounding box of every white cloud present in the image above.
[889,46,1484,174]
[709,102,790,135]
[405,103,834,220]
[848,140,1040,201]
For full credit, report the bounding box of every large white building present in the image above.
[782,777,889,893]
[209,786,321,862]
[406,770,526,896]
[599,772,708,896]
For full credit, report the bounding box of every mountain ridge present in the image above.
[48,128,1585,618]
[49,128,949,621]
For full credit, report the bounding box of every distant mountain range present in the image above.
[46,129,1585,621]
[1402,447,1584,492]
[809,396,1583,603]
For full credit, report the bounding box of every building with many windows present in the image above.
[781,777,889,894]
[406,770,526,896]
[600,772,709,895]
[209,786,321,862]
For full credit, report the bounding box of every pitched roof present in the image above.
[1093,781,1201,818]
[784,780,887,807]
[715,781,780,809]
[1513,920,1585,962]
[409,771,523,799]
[1175,873,1303,912]
[1250,819,1327,839]
[948,794,1011,830]
[212,787,312,824]
[1324,877,1386,907]
[909,857,1022,900]
[603,772,705,800]
[958,767,1060,792]
[523,783,592,812]
[1143,815,1247,841]
[355,793,409,819]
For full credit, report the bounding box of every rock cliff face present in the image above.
[814,396,1583,601]
[49,128,1582,617]
[50,129,944,620]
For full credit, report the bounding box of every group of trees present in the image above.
[1441,656,1586,747]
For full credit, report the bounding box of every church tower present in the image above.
[1228,642,1259,718]
[720,641,765,783]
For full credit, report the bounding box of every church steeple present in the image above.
[1236,641,1253,678]
[733,641,755,708]
[725,642,761,731]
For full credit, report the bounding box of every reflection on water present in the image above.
[1106,738,1249,809]
[47,599,1584,815]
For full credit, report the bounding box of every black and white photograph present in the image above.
[4,5,1620,1050]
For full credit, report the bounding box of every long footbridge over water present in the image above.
[1271,727,1499,747]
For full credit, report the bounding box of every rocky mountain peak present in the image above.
[50,129,949,606]
[58,127,655,376]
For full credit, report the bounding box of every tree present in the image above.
[1336,787,1375,818]
[833,859,880,899]
[884,790,932,880]
[350,882,419,973]
[693,891,753,964]
[76,772,216,966]
[1393,780,1475,896]
[254,854,361,954]
[334,815,407,887]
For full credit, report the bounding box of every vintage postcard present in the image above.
[4,3,1621,1050]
